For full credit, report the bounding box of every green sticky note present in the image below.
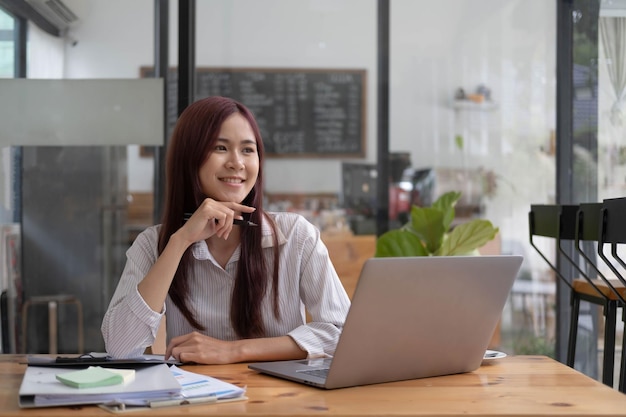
[56,366,131,389]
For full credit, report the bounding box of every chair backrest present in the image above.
[601,197,626,245]
[599,197,626,288]
[556,204,610,300]
[577,202,624,302]
[577,202,602,242]
[529,204,576,291]
[529,204,564,239]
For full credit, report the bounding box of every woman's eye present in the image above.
[243,147,257,154]
[215,145,227,151]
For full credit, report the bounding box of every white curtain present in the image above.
[600,16,626,125]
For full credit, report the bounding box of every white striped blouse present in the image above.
[101,211,351,359]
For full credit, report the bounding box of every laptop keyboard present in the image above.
[300,368,329,379]
[295,358,332,379]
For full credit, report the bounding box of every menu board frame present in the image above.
[141,66,367,158]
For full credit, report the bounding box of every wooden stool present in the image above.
[21,294,84,354]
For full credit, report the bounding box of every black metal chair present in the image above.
[598,197,626,392]
[529,204,619,387]
[573,202,626,388]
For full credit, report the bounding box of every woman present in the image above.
[102,96,350,364]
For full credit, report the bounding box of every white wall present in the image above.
[27,22,65,78]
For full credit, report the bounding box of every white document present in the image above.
[169,365,245,400]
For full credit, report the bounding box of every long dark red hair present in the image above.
[158,96,280,338]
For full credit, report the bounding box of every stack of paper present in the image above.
[19,362,247,410]
[19,364,181,408]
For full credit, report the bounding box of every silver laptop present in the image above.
[249,255,523,389]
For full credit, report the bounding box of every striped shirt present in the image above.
[101,212,351,359]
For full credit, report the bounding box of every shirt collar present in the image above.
[261,214,287,248]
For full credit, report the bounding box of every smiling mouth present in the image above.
[220,178,245,184]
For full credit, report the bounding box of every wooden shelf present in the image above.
[451,100,498,111]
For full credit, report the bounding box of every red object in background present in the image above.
[389,185,410,221]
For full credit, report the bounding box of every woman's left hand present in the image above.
[165,331,242,364]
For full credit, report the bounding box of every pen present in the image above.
[150,396,217,408]
[183,212,258,227]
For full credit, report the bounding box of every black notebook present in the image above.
[23,352,182,368]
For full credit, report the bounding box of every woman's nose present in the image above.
[227,152,244,169]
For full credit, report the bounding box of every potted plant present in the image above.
[375,191,498,257]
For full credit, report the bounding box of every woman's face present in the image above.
[199,113,260,206]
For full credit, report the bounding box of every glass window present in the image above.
[0,7,15,78]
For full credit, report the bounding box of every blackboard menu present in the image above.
[141,67,366,157]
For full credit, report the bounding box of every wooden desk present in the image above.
[1,355,626,416]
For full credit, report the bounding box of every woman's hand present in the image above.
[165,331,243,364]
[180,198,256,243]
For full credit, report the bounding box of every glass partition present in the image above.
[8,2,159,353]
[7,0,561,367]
[0,6,19,354]
[390,0,557,358]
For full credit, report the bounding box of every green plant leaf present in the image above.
[374,190,497,259]
[436,219,499,256]
[375,230,429,257]
[431,191,461,231]
[455,135,464,150]
[408,206,446,253]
